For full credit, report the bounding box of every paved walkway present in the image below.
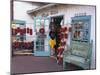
[11,56,63,74]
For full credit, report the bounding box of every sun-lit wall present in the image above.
[14,1,38,41]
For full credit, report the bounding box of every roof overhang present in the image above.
[27,4,57,14]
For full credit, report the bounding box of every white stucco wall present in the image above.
[14,1,39,41]
[14,1,36,23]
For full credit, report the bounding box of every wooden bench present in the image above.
[63,41,92,70]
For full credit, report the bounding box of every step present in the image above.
[14,52,33,56]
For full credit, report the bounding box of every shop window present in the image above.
[12,20,26,42]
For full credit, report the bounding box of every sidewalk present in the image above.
[11,56,63,74]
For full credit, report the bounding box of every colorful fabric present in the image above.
[49,39,56,48]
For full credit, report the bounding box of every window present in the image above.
[36,39,44,51]
[12,20,26,41]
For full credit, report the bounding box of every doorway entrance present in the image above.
[50,15,64,57]
[51,15,64,26]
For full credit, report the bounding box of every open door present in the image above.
[34,16,51,56]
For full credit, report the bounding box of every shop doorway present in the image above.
[50,15,64,56]
[51,15,64,26]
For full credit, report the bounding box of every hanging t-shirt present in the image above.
[49,39,56,48]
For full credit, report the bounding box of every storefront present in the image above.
[27,4,96,68]
[12,1,96,69]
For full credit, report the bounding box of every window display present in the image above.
[71,15,91,42]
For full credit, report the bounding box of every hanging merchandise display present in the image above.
[64,27,67,32]
[20,28,24,35]
[64,33,68,39]
[49,31,56,40]
[61,41,66,46]
[23,28,26,34]
[61,28,65,32]
[15,28,17,34]
[17,27,20,33]
[49,38,56,49]
[30,29,32,35]
[12,22,33,52]
[58,33,63,39]
[56,25,72,64]
[57,46,64,64]
[27,27,30,33]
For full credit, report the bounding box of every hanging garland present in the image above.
[13,27,33,35]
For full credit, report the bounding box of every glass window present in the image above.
[36,38,45,51]
[71,16,91,42]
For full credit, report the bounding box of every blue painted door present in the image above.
[34,16,51,56]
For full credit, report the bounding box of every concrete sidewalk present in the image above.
[11,56,63,74]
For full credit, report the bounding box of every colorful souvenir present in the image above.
[49,39,56,48]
